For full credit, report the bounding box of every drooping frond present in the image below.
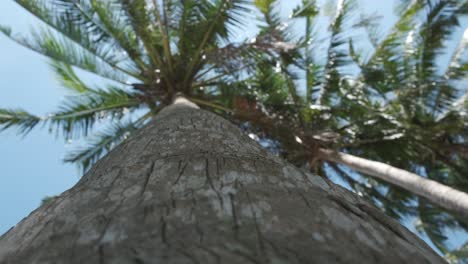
[291,0,320,103]
[446,242,468,262]
[0,108,41,135]
[0,26,132,84]
[49,60,94,93]
[418,0,462,79]
[365,0,425,66]
[50,86,140,138]
[119,0,166,70]
[12,0,141,79]
[445,33,468,80]
[359,0,426,95]
[176,0,250,91]
[64,114,150,172]
[417,198,452,254]
[411,0,464,114]
[88,0,148,69]
[1,86,139,138]
[315,0,356,106]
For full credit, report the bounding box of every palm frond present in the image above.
[0,108,41,135]
[0,26,131,84]
[13,0,141,79]
[353,13,383,48]
[254,0,275,15]
[412,0,463,114]
[418,0,461,79]
[359,0,425,95]
[446,242,468,263]
[0,86,139,138]
[50,87,139,138]
[64,114,150,172]
[315,0,356,105]
[365,0,424,66]
[88,0,147,70]
[121,0,165,68]
[291,0,320,103]
[417,198,452,254]
[179,0,250,91]
[49,60,93,93]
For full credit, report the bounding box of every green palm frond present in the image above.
[418,0,461,79]
[359,0,425,95]
[12,0,141,79]
[366,0,424,65]
[51,87,139,138]
[353,13,382,48]
[445,38,468,80]
[291,0,318,18]
[254,0,275,14]
[417,198,454,254]
[315,0,356,106]
[64,114,150,172]
[253,60,291,109]
[1,87,138,138]
[120,0,165,68]
[0,108,41,135]
[153,0,175,72]
[192,41,261,88]
[446,242,468,263]
[0,26,131,84]
[409,0,463,114]
[291,0,320,103]
[180,0,250,91]
[88,0,147,70]
[49,61,93,93]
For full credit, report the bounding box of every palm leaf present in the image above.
[120,0,165,68]
[1,86,139,138]
[179,0,250,91]
[89,0,147,70]
[315,0,356,105]
[50,87,139,138]
[64,114,150,172]
[13,0,140,79]
[0,109,41,135]
[0,26,131,84]
[49,60,93,93]
[413,0,463,114]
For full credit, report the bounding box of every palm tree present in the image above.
[232,0,468,259]
[0,0,467,261]
[231,0,468,259]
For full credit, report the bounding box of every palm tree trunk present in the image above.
[0,96,444,263]
[317,148,468,218]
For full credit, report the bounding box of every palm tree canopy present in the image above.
[1,0,467,261]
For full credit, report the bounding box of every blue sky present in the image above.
[0,0,466,255]
[0,1,77,234]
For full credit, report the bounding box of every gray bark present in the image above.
[0,99,445,263]
[318,148,468,218]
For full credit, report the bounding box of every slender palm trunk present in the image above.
[0,97,444,263]
[317,148,468,218]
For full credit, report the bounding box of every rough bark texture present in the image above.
[0,102,445,263]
